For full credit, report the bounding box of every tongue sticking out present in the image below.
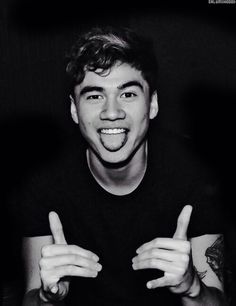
[100,131,128,151]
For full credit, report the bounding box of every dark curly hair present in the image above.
[66,26,158,96]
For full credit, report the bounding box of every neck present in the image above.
[86,143,148,196]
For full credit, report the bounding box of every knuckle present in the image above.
[40,270,59,287]
[154,238,159,246]
[40,269,48,282]
[176,266,185,275]
[88,259,95,269]
[183,241,191,253]
[174,275,182,284]
[186,241,191,252]
[41,245,47,257]
[79,257,88,268]
[67,246,73,254]
[181,254,189,264]
[41,245,50,257]
[39,257,47,269]
[88,251,95,259]
[69,245,77,254]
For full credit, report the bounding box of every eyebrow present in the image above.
[80,86,104,96]
[79,80,144,96]
[117,81,144,92]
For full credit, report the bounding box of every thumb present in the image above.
[173,205,193,240]
[49,211,67,244]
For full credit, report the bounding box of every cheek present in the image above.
[144,111,150,119]
[78,111,93,129]
[133,104,149,121]
[78,118,92,136]
[140,103,151,120]
[140,111,150,125]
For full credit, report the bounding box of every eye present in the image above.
[86,94,103,100]
[120,92,137,99]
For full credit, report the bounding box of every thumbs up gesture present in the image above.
[132,205,200,296]
[39,211,102,302]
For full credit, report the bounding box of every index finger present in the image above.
[49,211,67,245]
[42,244,100,262]
[136,237,190,254]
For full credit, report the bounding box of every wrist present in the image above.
[183,272,202,298]
[39,281,69,302]
[39,287,63,303]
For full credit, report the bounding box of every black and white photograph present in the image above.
[1,2,236,305]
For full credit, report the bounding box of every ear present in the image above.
[149,91,158,120]
[70,95,79,124]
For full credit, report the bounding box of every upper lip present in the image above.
[98,127,129,131]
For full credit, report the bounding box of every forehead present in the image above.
[74,63,148,93]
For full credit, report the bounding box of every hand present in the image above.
[39,211,102,302]
[132,205,200,296]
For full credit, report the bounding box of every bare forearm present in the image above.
[181,282,228,306]
[22,289,66,306]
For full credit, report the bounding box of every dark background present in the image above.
[1,1,236,305]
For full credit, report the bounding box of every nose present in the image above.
[100,99,126,121]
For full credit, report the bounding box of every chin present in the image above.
[96,147,132,166]
[100,153,129,165]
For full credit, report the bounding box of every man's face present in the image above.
[71,62,158,164]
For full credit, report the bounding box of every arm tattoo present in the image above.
[205,235,224,282]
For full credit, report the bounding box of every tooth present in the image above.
[101,128,126,134]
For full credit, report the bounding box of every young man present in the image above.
[22,26,227,305]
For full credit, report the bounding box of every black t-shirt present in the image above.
[12,129,223,305]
